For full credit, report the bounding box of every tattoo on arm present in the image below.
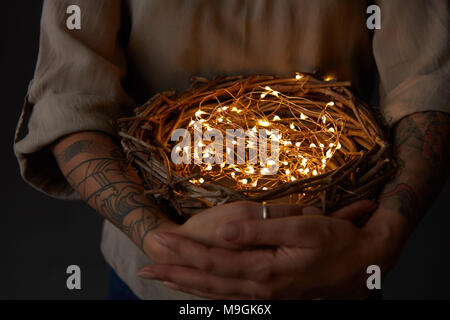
[380,112,450,226]
[55,139,163,248]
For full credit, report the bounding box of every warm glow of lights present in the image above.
[174,80,343,192]
[258,120,270,127]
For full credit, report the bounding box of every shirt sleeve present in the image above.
[373,0,450,127]
[14,0,135,200]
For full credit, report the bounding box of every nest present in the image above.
[116,74,396,219]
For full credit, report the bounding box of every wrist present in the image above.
[364,206,410,273]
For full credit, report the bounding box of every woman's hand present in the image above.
[138,200,386,299]
[176,201,322,249]
[140,200,379,297]
[142,201,318,263]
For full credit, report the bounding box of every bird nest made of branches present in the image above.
[116,73,397,219]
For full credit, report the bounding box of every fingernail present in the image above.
[302,206,322,215]
[153,233,168,247]
[138,271,155,279]
[216,223,239,241]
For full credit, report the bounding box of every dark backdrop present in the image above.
[1,1,449,299]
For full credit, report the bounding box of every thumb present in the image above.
[216,213,327,247]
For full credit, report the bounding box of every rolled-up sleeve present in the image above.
[373,0,449,127]
[14,0,135,199]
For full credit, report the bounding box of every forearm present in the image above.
[368,111,450,244]
[51,131,175,250]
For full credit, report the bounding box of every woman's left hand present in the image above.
[138,201,393,299]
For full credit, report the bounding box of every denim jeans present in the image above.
[108,267,140,300]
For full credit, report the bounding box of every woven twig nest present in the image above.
[116,74,396,219]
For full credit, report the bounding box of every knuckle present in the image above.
[254,267,274,281]
[256,285,274,299]
[249,253,274,280]
[240,222,257,242]
[234,201,259,219]
[292,219,305,233]
[316,222,333,245]
[197,255,215,272]
[199,280,214,293]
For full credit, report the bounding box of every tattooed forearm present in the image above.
[53,132,169,249]
[55,139,123,164]
[380,111,450,226]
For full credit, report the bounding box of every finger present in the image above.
[216,215,332,247]
[151,232,277,278]
[329,200,377,222]
[263,203,322,219]
[230,201,321,220]
[138,264,265,298]
[163,281,247,300]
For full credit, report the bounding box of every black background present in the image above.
[1,1,449,299]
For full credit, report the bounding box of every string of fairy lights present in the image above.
[172,73,344,192]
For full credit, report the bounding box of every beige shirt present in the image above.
[14,0,449,299]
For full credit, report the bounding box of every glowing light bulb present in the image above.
[258,120,270,127]
[195,110,205,117]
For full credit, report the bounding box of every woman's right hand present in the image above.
[142,199,377,265]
